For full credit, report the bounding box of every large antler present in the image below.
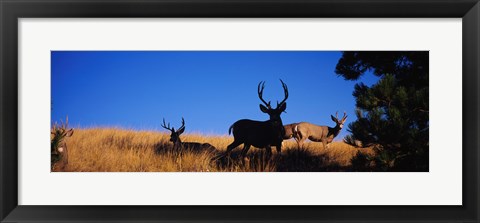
[341,111,348,121]
[51,116,70,135]
[277,79,289,107]
[161,118,174,132]
[177,117,186,133]
[258,81,271,108]
[333,111,348,122]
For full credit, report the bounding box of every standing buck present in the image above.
[161,118,216,153]
[294,112,348,149]
[224,79,289,158]
[51,118,74,171]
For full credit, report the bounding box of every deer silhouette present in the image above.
[224,79,289,158]
[161,118,216,153]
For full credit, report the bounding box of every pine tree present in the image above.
[335,52,429,171]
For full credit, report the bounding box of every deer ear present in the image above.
[260,104,269,113]
[342,116,348,123]
[331,115,337,122]
[279,102,287,112]
[177,126,185,135]
[65,128,74,137]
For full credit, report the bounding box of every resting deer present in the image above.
[161,118,216,153]
[224,79,289,158]
[51,118,74,171]
[294,112,348,149]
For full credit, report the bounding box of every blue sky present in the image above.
[51,51,378,140]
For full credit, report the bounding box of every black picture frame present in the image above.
[1,0,478,222]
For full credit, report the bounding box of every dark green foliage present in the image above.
[350,151,373,172]
[336,51,429,171]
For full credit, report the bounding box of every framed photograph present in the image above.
[1,0,478,222]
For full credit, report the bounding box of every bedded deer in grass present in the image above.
[223,79,289,158]
[51,118,74,171]
[161,118,216,153]
[294,112,348,149]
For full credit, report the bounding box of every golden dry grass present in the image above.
[56,128,374,172]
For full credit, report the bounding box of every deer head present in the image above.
[331,111,348,129]
[161,117,186,144]
[258,79,289,126]
[51,117,74,169]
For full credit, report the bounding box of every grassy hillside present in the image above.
[55,128,374,172]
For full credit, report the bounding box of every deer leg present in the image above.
[265,146,273,158]
[241,144,251,158]
[297,138,304,149]
[225,141,242,157]
[239,144,251,165]
[294,131,304,149]
[294,130,303,148]
[275,142,282,155]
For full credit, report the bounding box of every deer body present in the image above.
[172,137,215,153]
[228,119,285,150]
[295,122,335,144]
[225,80,288,158]
[294,112,347,149]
